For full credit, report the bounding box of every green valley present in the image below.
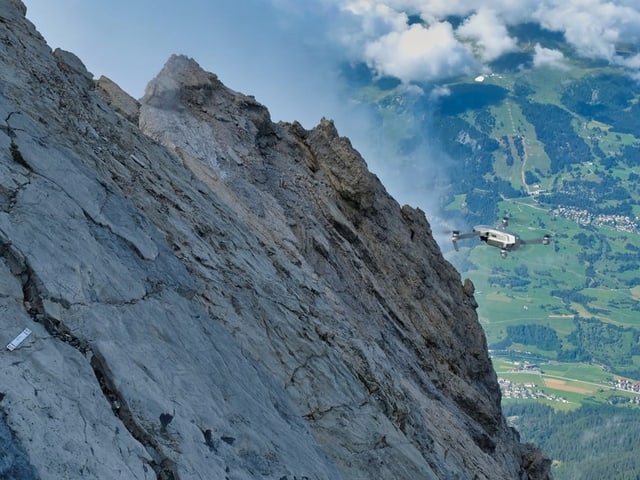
[346,38,640,394]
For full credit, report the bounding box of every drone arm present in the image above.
[520,235,551,245]
[456,232,480,240]
[451,230,480,251]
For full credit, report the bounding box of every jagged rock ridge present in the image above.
[0,1,550,479]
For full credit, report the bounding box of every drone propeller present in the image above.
[451,230,460,251]
[500,212,524,228]
[451,230,479,251]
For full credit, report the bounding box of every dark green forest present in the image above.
[490,317,640,378]
[492,324,561,351]
[505,402,640,480]
[560,74,640,135]
[516,98,592,173]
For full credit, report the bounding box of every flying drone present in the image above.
[451,215,551,258]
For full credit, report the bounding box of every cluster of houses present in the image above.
[498,377,569,403]
[551,206,638,233]
[500,375,640,405]
[611,377,640,394]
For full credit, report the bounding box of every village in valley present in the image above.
[497,362,640,406]
[551,206,639,233]
[499,376,569,403]
[498,363,571,404]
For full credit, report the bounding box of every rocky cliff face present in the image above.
[0,1,550,479]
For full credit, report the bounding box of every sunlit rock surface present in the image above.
[0,1,550,479]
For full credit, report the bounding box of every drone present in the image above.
[451,215,551,258]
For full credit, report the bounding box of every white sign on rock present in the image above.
[7,328,32,351]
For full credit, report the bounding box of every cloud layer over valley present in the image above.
[273,0,640,84]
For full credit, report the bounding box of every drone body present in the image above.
[451,216,550,257]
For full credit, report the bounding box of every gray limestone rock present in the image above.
[0,412,39,480]
[0,2,550,479]
[53,48,93,88]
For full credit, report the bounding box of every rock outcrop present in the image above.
[0,2,550,479]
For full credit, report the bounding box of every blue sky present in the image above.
[24,0,640,123]
[21,0,640,215]
[22,0,346,127]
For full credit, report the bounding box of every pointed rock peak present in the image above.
[140,53,274,142]
[161,54,217,87]
[315,117,339,138]
[142,54,220,100]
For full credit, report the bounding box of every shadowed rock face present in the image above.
[0,2,550,479]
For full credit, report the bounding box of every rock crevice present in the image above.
[0,237,178,479]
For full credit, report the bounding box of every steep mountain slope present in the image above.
[0,1,549,479]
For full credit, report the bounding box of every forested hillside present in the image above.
[505,402,640,479]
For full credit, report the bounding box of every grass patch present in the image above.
[10,141,30,170]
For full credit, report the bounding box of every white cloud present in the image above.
[456,7,518,61]
[342,1,409,33]
[532,43,567,70]
[303,0,640,81]
[364,22,476,82]
[533,0,640,63]
[429,84,452,100]
[618,53,640,70]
